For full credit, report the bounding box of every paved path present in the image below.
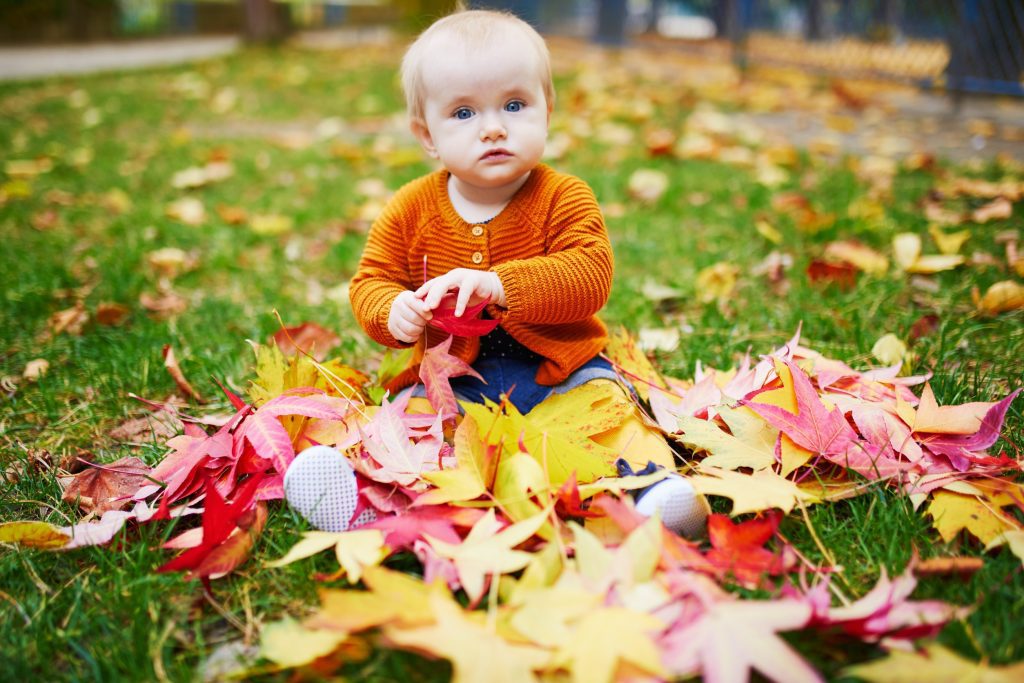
[0,36,240,81]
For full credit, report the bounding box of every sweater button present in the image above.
[471,225,484,237]
[471,251,483,264]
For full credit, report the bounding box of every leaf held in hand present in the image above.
[427,294,499,337]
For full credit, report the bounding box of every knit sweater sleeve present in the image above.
[348,189,417,348]
[493,176,613,325]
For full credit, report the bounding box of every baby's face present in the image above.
[414,32,549,194]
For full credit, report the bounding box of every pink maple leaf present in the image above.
[360,402,448,487]
[917,389,1020,471]
[363,505,484,551]
[806,563,969,643]
[418,335,484,418]
[660,596,820,683]
[742,359,858,458]
[427,293,500,337]
[241,392,346,475]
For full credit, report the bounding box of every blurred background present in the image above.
[1,0,1021,98]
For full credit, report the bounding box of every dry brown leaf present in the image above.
[162,345,204,402]
[627,169,669,204]
[974,280,1024,315]
[270,322,341,362]
[912,556,983,577]
[59,456,152,514]
[823,240,888,275]
[139,290,187,318]
[971,197,1013,224]
[109,410,183,442]
[48,303,89,337]
[22,359,49,381]
[95,302,130,326]
[216,204,248,225]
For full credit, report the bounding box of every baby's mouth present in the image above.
[481,148,512,160]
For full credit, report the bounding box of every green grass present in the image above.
[1,40,1022,680]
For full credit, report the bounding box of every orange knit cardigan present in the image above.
[349,163,613,391]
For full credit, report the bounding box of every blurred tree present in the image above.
[242,0,284,42]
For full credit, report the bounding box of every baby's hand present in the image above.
[388,290,433,344]
[416,268,507,317]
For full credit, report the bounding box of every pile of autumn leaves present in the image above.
[4,325,1021,681]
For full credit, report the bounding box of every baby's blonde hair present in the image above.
[400,9,554,122]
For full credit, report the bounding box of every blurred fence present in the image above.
[2,0,1021,98]
[526,0,1024,98]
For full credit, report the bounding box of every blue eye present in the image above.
[505,100,523,112]
[454,108,473,120]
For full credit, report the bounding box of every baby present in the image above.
[285,9,707,537]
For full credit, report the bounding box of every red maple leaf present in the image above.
[418,335,484,418]
[554,473,602,519]
[705,511,791,588]
[427,293,500,337]
[742,359,858,458]
[156,473,265,584]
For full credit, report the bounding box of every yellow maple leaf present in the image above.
[385,592,550,683]
[419,413,490,505]
[0,521,70,549]
[986,530,1024,568]
[508,574,602,648]
[911,383,995,435]
[844,642,1024,683]
[689,466,819,515]
[603,327,668,401]
[309,566,447,632]
[571,516,661,590]
[265,529,386,583]
[677,408,777,471]
[462,399,616,488]
[426,508,550,603]
[927,491,1021,545]
[260,616,347,668]
[556,606,667,683]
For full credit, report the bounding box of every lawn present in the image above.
[1,36,1022,681]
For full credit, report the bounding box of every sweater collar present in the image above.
[435,164,548,228]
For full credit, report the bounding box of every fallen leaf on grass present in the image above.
[171,161,233,189]
[971,197,1013,223]
[806,259,857,288]
[912,556,983,577]
[215,204,248,225]
[926,490,1021,545]
[696,262,739,305]
[163,344,204,402]
[266,529,387,583]
[627,168,669,204]
[260,616,349,668]
[893,232,965,273]
[928,224,970,255]
[270,322,341,361]
[48,303,88,337]
[165,197,206,225]
[689,467,819,515]
[0,521,70,549]
[823,240,889,275]
[705,511,793,588]
[22,358,49,381]
[385,592,550,683]
[557,607,667,683]
[140,290,188,318]
[871,333,908,366]
[59,456,152,514]
[94,302,130,326]
[661,596,818,683]
[973,280,1024,315]
[425,507,548,603]
[249,214,293,236]
[844,642,1024,683]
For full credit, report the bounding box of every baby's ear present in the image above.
[410,118,438,159]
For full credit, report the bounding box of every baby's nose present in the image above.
[479,115,506,141]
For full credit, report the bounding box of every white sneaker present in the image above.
[634,474,709,539]
[283,445,376,532]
